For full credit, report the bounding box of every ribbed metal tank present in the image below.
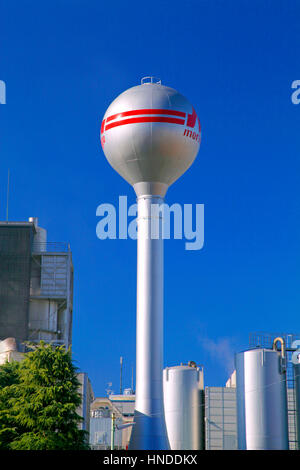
[163,364,204,450]
[236,348,289,450]
[293,361,300,450]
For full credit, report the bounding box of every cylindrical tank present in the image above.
[293,359,300,450]
[29,217,47,252]
[235,348,289,450]
[163,364,204,450]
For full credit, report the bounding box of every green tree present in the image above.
[0,360,22,448]
[0,342,89,450]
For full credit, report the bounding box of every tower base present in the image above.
[128,411,170,450]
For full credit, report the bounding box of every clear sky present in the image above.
[1,0,300,396]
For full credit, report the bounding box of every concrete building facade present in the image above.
[76,372,94,437]
[0,218,73,349]
[0,221,34,343]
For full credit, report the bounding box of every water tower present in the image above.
[100,77,201,450]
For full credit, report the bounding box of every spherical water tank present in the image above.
[100,78,201,196]
[163,365,204,450]
[236,348,289,450]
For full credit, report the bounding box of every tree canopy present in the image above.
[0,342,89,450]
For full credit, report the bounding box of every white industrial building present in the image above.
[90,336,300,451]
[204,386,237,450]
[89,390,135,449]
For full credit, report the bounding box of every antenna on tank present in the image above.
[141,76,162,85]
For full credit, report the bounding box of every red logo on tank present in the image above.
[183,108,201,143]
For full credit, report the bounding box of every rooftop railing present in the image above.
[32,242,70,253]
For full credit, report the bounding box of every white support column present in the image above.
[129,194,169,450]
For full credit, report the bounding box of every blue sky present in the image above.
[1,0,300,396]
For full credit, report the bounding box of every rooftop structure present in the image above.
[90,393,135,449]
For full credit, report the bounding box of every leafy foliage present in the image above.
[0,342,89,450]
[0,361,22,448]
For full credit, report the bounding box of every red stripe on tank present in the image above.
[105,116,185,131]
[105,108,186,123]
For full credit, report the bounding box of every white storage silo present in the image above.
[163,363,204,450]
[236,345,289,450]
